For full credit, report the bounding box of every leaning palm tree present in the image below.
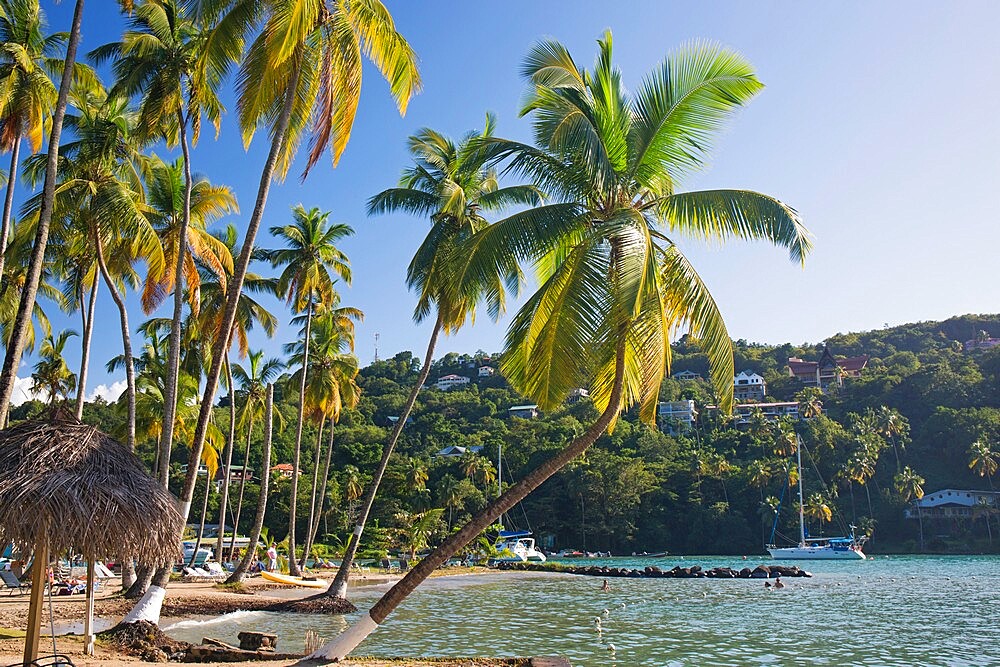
[29,329,77,406]
[0,0,84,427]
[0,0,63,287]
[313,34,811,657]
[268,205,352,576]
[0,219,58,356]
[324,118,542,602]
[968,439,997,491]
[894,465,925,551]
[177,0,419,530]
[91,0,235,494]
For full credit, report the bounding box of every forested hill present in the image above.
[17,314,1000,556]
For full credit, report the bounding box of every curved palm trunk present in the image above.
[215,354,236,562]
[311,343,627,660]
[0,0,83,425]
[300,418,326,569]
[74,273,99,419]
[189,479,212,566]
[228,421,253,560]
[94,230,136,451]
[158,111,194,487]
[306,421,337,559]
[178,57,302,527]
[0,139,21,289]
[226,384,273,585]
[327,314,442,600]
[287,300,314,577]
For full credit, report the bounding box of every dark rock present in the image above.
[750,565,771,578]
[739,567,752,578]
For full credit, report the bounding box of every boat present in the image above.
[260,570,329,589]
[767,436,867,561]
[631,551,669,558]
[493,530,547,563]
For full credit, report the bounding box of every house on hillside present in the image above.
[964,338,1000,351]
[508,404,540,419]
[706,401,806,425]
[434,374,471,391]
[733,371,766,402]
[658,400,697,434]
[271,463,301,479]
[788,346,868,389]
[567,388,590,403]
[478,366,495,377]
[671,370,702,381]
[435,445,484,458]
[905,489,1000,520]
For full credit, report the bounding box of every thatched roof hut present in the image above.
[0,416,182,562]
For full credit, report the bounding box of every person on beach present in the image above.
[601,579,611,592]
[267,543,278,572]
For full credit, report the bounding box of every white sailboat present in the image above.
[491,442,546,563]
[767,437,867,560]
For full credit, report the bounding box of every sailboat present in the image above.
[491,443,546,563]
[767,437,867,560]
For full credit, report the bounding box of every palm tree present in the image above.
[802,492,832,534]
[0,0,84,427]
[894,465,925,551]
[0,0,63,293]
[0,220,58,357]
[226,350,283,558]
[396,508,444,561]
[53,226,99,419]
[313,34,812,658]
[177,0,419,532]
[269,205,352,576]
[876,406,907,471]
[30,329,77,406]
[968,440,998,491]
[326,117,541,601]
[91,0,234,492]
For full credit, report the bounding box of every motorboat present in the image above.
[493,530,546,562]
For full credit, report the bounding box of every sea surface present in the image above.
[161,555,999,666]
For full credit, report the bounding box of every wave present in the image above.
[162,609,264,631]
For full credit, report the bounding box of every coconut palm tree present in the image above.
[177,0,419,530]
[325,118,541,601]
[968,439,997,491]
[894,465,925,550]
[0,0,63,292]
[52,225,99,419]
[268,205,352,576]
[0,0,85,427]
[876,406,907,471]
[802,492,832,534]
[0,220,57,356]
[91,0,236,492]
[313,34,812,658]
[396,508,444,561]
[29,329,76,406]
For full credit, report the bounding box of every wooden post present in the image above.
[23,542,48,665]
[84,559,96,655]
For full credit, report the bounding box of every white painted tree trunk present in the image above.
[307,612,378,661]
[121,585,166,625]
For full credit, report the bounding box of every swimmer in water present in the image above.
[774,576,785,589]
[764,580,772,588]
[601,579,611,592]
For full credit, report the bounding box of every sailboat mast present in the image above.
[797,436,806,547]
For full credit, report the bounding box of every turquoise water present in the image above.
[162,555,999,666]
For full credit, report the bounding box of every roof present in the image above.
[788,353,869,375]
[915,489,1000,508]
[272,463,295,471]
[437,374,467,381]
[0,415,183,561]
[509,404,539,411]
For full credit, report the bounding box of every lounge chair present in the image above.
[1,570,27,595]
[205,562,226,577]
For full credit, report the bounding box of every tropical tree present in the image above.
[802,492,832,533]
[325,117,541,601]
[395,508,444,561]
[268,205,352,576]
[313,34,811,658]
[53,225,99,419]
[0,221,57,356]
[0,0,84,427]
[0,0,63,291]
[894,465,925,550]
[91,0,235,493]
[29,329,76,406]
[968,439,998,491]
[177,0,419,540]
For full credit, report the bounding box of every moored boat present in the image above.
[260,570,328,588]
[493,530,547,563]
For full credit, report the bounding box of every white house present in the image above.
[508,404,540,419]
[567,387,590,403]
[905,489,1000,519]
[703,401,803,425]
[478,366,495,377]
[434,374,471,391]
[658,400,697,433]
[733,371,766,402]
[435,445,485,458]
[671,370,702,381]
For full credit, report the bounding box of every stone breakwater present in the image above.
[495,561,812,579]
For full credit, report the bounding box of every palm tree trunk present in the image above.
[0,0,83,426]
[74,273,99,419]
[300,417,326,569]
[177,55,302,527]
[229,420,253,560]
[311,343,628,660]
[226,384,273,585]
[0,139,21,291]
[287,299,314,577]
[189,479,212,566]
[158,110,194,487]
[326,314,442,600]
[215,354,236,562]
[307,421,337,555]
[93,229,136,451]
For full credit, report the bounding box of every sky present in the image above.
[10,0,1000,405]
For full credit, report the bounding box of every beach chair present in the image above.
[1,570,27,595]
[205,562,226,577]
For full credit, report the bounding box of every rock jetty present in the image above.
[494,561,811,579]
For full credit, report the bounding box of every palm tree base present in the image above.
[266,594,356,614]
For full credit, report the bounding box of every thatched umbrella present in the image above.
[0,416,182,664]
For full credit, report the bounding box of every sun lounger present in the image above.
[205,562,226,576]
[1,570,27,595]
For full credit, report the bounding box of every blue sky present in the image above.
[11,1,1000,404]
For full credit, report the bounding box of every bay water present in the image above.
[162,555,998,666]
